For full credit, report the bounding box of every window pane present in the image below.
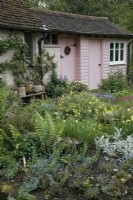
[120,43,124,49]
[120,50,124,61]
[44,34,50,44]
[110,50,114,61]
[115,43,119,49]
[24,32,33,63]
[110,43,114,49]
[52,34,58,44]
[115,49,119,61]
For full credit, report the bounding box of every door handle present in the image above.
[60,55,64,58]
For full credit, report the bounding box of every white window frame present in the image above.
[109,41,125,65]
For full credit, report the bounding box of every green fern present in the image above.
[9,124,22,151]
[35,111,56,153]
[9,124,21,140]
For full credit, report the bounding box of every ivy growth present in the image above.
[0,36,57,86]
[0,35,27,56]
[0,35,28,86]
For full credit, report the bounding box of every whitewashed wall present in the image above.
[0,30,24,85]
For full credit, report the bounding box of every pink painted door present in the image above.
[89,39,102,89]
[60,37,76,80]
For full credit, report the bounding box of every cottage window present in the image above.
[110,42,125,65]
[24,32,33,63]
[44,34,58,45]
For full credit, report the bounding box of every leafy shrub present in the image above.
[128,64,133,85]
[0,82,20,130]
[9,125,41,158]
[99,102,133,137]
[101,70,128,93]
[45,70,67,98]
[114,89,133,98]
[8,106,35,134]
[57,91,106,120]
[66,81,89,94]
[63,116,103,144]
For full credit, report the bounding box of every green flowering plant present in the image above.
[101,70,128,93]
[113,106,133,136]
[63,116,104,143]
[57,91,106,120]
[66,80,89,94]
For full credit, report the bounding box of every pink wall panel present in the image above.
[75,37,81,80]
[80,37,89,86]
[102,39,110,79]
[102,39,130,79]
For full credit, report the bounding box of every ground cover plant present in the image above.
[0,79,133,200]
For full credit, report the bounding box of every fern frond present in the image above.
[9,124,21,140]
[35,111,45,139]
[35,111,56,152]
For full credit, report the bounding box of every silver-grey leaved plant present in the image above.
[95,128,133,159]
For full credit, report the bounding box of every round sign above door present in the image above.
[64,46,71,55]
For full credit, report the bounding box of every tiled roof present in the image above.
[34,9,133,37]
[0,1,132,37]
[0,1,43,31]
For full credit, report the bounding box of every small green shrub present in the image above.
[9,124,41,158]
[45,70,67,98]
[114,89,133,98]
[63,116,103,144]
[101,70,128,93]
[128,63,133,85]
[8,106,35,134]
[66,80,89,94]
[0,82,20,130]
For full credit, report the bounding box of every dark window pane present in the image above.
[115,49,119,61]
[110,50,114,61]
[44,34,50,44]
[115,43,119,49]
[52,34,58,44]
[24,32,33,63]
[121,43,124,49]
[110,43,114,49]
[120,50,124,61]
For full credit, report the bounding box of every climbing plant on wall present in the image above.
[0,35,57,86]
[0,35,28,72]
[0,35,27,56]
[0,35,29,86]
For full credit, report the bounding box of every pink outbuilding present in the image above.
[0,1,133,89]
